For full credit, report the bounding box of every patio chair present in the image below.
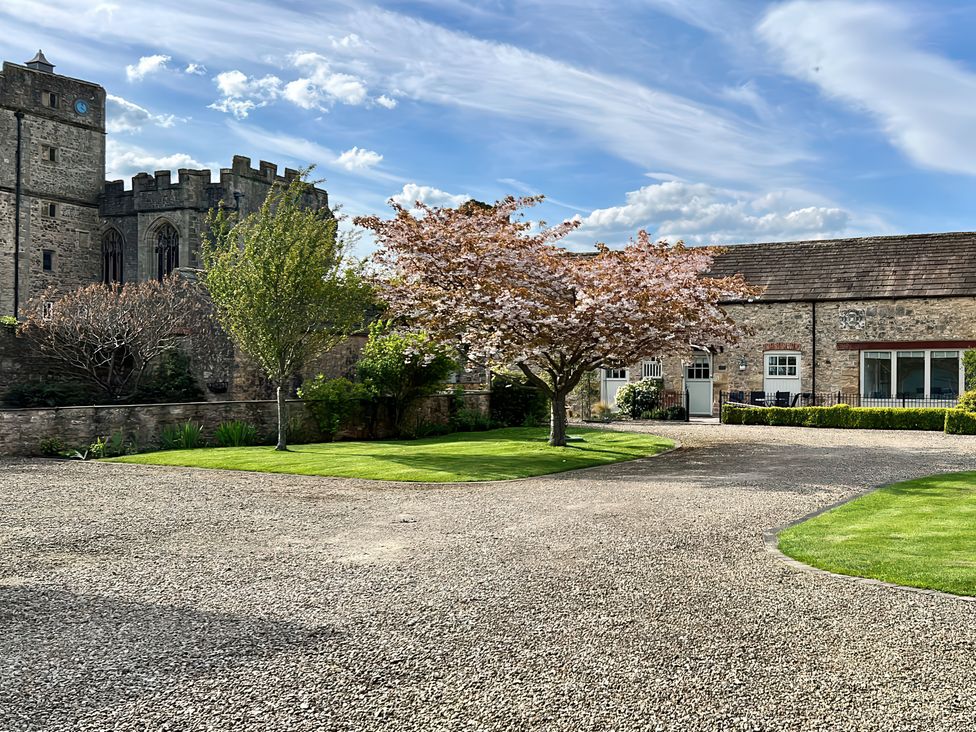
[749,391,766,406]
[774,391,791,407]
[727,390,745,404]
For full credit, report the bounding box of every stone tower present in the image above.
[0,51,106,316]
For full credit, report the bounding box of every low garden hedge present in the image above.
[944,409,976,435]
[722,404,950,431]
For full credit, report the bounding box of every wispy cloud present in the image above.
[760,0,976,175]
[2,0,808,184]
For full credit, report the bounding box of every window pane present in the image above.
[930,352,960,397]
[864,352,892,398]
[896,352,925,397]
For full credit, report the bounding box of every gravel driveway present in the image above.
[2,424,976,731]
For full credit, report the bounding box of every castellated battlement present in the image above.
[99,154,328,222]
[227,155,303,185]
[99,166,224,218]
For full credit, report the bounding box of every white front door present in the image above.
[763,352,802,402]
[603,368,629,406]
[685,354,713,416]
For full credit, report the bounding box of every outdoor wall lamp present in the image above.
[738,357,748,371]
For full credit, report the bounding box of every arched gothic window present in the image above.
[101,229,124,285]
[155,222,179,280]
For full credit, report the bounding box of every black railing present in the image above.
[719,390,960,421]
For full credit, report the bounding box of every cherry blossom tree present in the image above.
[356,197,757,446]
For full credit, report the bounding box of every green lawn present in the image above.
[779,472,976,596]
[107,427,674,483]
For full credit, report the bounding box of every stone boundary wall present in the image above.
[0,391,490,457]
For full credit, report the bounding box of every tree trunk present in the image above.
[276,385,288,451]
[549,391,568,447]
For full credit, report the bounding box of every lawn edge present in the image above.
[99,438,681,486]
[763,478,976,602]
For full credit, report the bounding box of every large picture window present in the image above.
[896,351,925,397]
[931,351,961,396]
[863,352,891,398]
[861,349,962,400]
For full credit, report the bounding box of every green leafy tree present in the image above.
[357,321,456,436]
[202,174,372,450]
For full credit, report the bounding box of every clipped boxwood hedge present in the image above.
[945,409,976,435]
[721,403,950,431]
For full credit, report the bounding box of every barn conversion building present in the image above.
[602,232,976,416]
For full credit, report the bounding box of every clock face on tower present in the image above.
[74,99,89,115]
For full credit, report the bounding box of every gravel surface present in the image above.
[2,423,976,731]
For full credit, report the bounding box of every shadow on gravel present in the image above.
[0,586,339,729]
[543,439,952,495]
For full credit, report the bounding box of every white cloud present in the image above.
[106,94,180,133]
[185,62,207,75]
[335,147,383,171]
[759,1,976,176]
[125,53,170,82]
[375,94,397,109]
[285,52,369,109]
[578,180,852,245]
[106,140,206,181]
[330,33,362,49]
[391,182,470,209]
[208,70,282,118]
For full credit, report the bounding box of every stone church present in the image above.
[0,51,329,317]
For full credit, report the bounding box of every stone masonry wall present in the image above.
[0,322,62,391]
[619,296,976,413]
[0,61,105,315]
[0,391,491,456]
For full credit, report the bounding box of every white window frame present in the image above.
[764,352,801,379]
[604,367,628,381]
[685,354,711,380]
[641,358,662,380]
[859,349,965,401]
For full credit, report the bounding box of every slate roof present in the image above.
[707,232,976,303]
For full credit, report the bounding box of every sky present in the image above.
[4,0,976,253]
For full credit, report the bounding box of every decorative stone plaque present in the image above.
[839,309,865,330]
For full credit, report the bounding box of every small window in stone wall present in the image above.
[43,202,57,218]
[41,144,58,163]
[641,359,662,379]
[42,250,54,272]
[43,91,59,108]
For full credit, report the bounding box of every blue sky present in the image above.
[4,0,976,253]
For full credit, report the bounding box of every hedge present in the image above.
[721,404,950,431]
[945,409,976,435]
